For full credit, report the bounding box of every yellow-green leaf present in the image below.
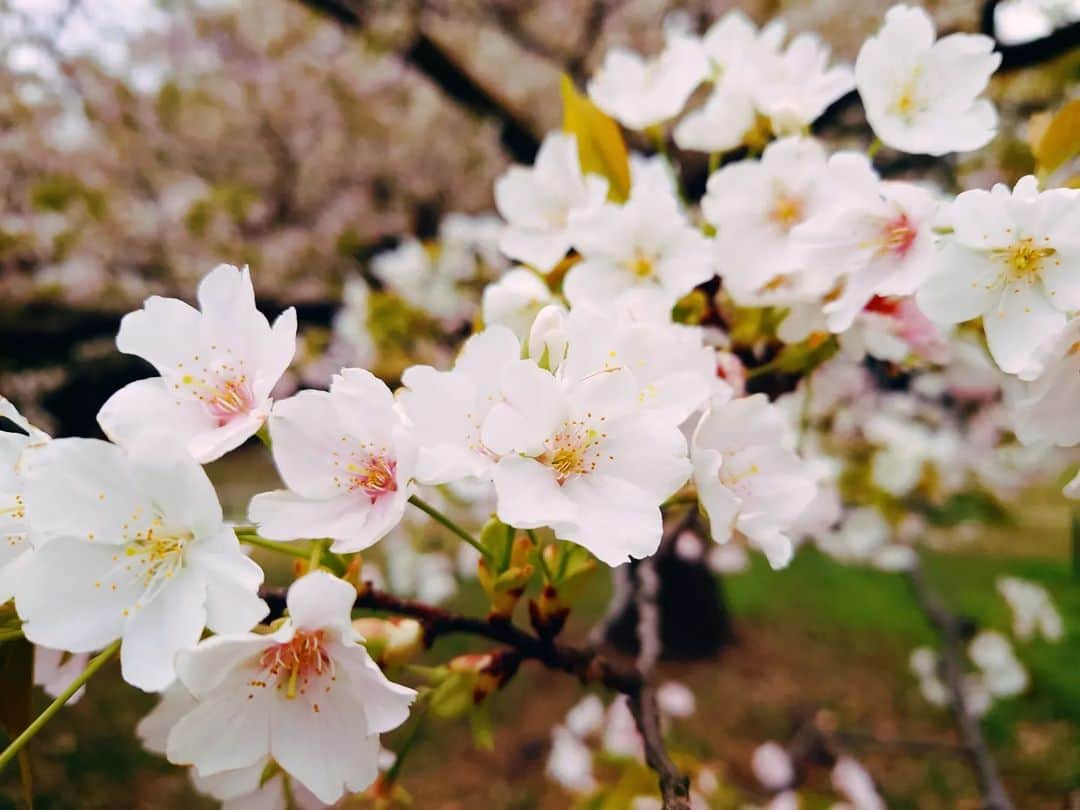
[1033,100,1080,179]
[560,75,631,202]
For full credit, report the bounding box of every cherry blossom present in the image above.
[16,434,267,691]
[494,132,608,271]
[673,11,782,152]
[1009,316,1080,447]
[551,294,716,425]
[565,178,714,307]
[484,361,691,566]
[790,154,940,332]
[165,571,415,805]
[702,136,846,306]
[98,264,297,463]
[856,5,1001,155]
[916,176,1080,375]
[481,267,555,340]
[398,325,522,485]
[691,393,817,568]
[750,29,854,135]
[996,577,1064,642]
[250,368,416,553]
[587,30,708,130]
[0,398,48,604]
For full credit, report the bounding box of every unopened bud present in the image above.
[353,617,424,666]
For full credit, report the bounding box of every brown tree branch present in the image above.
[906,560,1015,810]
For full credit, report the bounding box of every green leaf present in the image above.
[560,75,631,202]
[925,491,1012,528]
[428,671,473,720]
[468,700,494,751]
[478,516,515,573]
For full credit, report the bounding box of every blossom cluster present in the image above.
[0,3,1075,807]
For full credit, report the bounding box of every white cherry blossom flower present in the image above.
[969,631,1028,697]
[481,267,554,340]
[819,506,918,572]
[564,694,605,738]
[702,136,845,306]
[370,238,475,330]
[691,393,817,568]
[139,683,281,807]
[546,725,596,793]
[494,132,608,271]
[587,31,708,130]
[398,325,522,485]
[831,756,884,810]
[916,177,1080,375]
[34,647,90,703]
[673,12,783,152]
[0,398,49,604]
[790,154,940,331]
[166,571,415,805]
[673,84,758,154]
[565,180,714,308]
[250,368,416,554]
[997,576,1063,642]
[484,361,691,566]
[16,435,267,692]
[98,264,297,463]
[752,741,794,791]
[1010,317,1080,447]
[856,5,1001,155]
[751,30,854,134]
[552,296,715,425]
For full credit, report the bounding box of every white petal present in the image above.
[286,570,356,631]
[120,567,207,692]
[492,455,574,528]
[16,538,137,652]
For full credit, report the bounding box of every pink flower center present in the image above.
[179,371,256,426]
[258,629,334,699]
[333,448,398,503]
[879,213,917,258]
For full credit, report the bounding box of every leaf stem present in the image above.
[408,495,492,561]
[0,639,121,772]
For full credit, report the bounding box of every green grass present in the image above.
[728,546,1080,739]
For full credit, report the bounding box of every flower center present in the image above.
[879,213,917,258]
[347,456,398,501]
[992,237,1057,281]
[769,192,804,230]
[539,419,606,484]
[102,523,191,613]
[179,367,255,426]
[890,71,926,121]
[332,443,399,503]
[0,494,25,522]
[259,629,334,699]
[626,251,656,279]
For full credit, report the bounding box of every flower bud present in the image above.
[353,617,424,666]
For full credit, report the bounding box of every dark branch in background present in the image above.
[294,0,541,164]
[906,560,1015,810]
[402,32,540,164]
[261,579,691,808]
[980,0,1080,71]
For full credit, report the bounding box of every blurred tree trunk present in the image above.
[604,555,732,660]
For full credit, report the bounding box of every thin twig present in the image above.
[906,560,1015,810]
